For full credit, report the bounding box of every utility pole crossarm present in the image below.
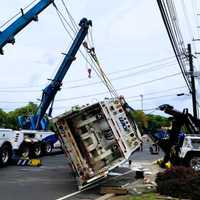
[0,0,54,54]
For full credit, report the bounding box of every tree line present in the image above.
[0,103,170,133]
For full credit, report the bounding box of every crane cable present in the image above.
[59,0,119,97]
[60,0,79,32]
[83,41,119,98]
[53,2,119,98]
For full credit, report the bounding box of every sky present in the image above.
[0,0,200,118]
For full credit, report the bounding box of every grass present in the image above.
[110,192,158,200]
[131,192,156,200]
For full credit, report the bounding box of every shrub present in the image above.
[155,166,200,199]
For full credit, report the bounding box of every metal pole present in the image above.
[188,43,197,118]
[140,94,143,111]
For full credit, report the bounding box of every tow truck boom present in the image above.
[0,0,54,54]
[150,104,200,169]
[159,104,200,135]
[18,18,92,130]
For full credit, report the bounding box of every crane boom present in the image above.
[18,18,92,130]
[0,0,54,54]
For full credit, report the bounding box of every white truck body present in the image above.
[53,98,142,189]
[0,129,24,151]
[180,135,200,158]
[0,128,60,166]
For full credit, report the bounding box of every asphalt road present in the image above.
[0,142,163,200]
[0,153,77,200]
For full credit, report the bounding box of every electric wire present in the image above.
[129,93,189,102]
[157,0,192,93]
[0,86,187,105]
[0,91,188,111]
[0,69,181,93]
[53,72,182,102]
[0,0,38,29]
[0,57,178,90]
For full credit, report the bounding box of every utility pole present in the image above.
[188,43,197,118]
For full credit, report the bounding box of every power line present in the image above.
[0,57,177,90]
[126,85,186,99]
[0,0,38,29]
[0,85,186,105]
[129,93,189,102]
[157,0,192,92]
[60,61,178,90]
[0,91,187,110]
[0,71,181,93]
[0,91,188,111]
[55,73,182,102]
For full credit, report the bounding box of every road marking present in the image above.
[56,183,98,200]
[56,191,81,200]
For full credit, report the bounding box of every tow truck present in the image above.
[0,0,57,166]
[0,15,91,166]
[150,104,200,171]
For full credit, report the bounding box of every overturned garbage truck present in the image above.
[53,98,142,189]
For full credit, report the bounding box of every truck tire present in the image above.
[20,143,30,158]
[33,143,42,157]
[0,144,12,167]
[189,156,200,171]
[45,141,53,154]
[184,152,200,171]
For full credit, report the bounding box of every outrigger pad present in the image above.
[14,158,42,167]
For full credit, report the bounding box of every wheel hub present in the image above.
[2,150,9,163]
[46,144,52,153]
[190,157,200,171]
[34,146,41,156]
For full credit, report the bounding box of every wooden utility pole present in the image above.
[188,43,197,118]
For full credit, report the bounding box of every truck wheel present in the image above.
[0,144,12,167]
[20,143,30,158]
[189,156,200,171]
[33,143,42,157]
[45,141,53,154]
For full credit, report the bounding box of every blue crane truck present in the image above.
[0,0,91,166]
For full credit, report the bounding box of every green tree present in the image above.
[130,110,148,134]
[0,108,8,128]
[129,110,170,134]
[146,114,170,133]
[3,102,38,130]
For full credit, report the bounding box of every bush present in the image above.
[155,166,200,199]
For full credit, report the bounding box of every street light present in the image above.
[176,93,190,97]
[140,94,143,111]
